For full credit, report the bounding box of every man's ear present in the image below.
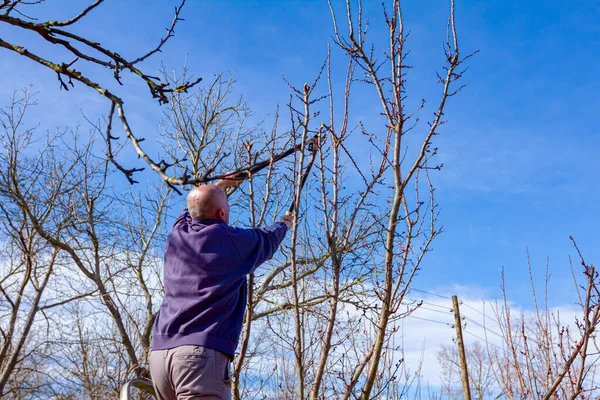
[217,208,225,220]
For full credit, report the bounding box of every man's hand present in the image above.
[280,214,294,230]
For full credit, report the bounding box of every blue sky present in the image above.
[1,0,598,309]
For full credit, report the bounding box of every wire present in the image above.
[415,305,453,316]
[421,300,453,311]
[462,301,501,326]
[406,315,453,326]
[403,296,452,310]
[463,315,546,349]
[409,287,451,300]
[463,316,504,339]
[462,329,504,352]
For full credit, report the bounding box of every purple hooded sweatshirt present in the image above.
[152,208,288,357]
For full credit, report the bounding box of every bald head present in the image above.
[187,184,230,223]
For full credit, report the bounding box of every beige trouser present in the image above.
[149,346,232,400]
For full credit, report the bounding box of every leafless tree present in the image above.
[0,88,70,398]
[492,245,600,400]
[437,245,599,400]
[437,341,498,399]
[0,0,204,189]
[0,86,174,397]
[323,0,474,398]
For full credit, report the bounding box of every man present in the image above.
[150,178,293,400]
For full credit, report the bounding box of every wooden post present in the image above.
[452,295,472,400]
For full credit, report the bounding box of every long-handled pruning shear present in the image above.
[209,124,322,216]
[286,123,323,216]
[208,132,318,183]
